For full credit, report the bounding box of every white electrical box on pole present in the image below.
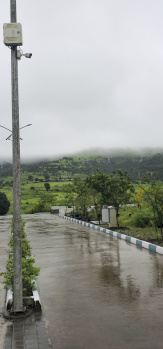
[3,23,23,46]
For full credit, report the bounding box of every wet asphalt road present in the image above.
[2,213,163,348]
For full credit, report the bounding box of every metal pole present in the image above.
[10,0,23,311]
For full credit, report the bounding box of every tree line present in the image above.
[64,170,163,241]
[1,166,163,241]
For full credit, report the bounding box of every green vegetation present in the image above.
[86,170,134,227]
[0,220,40,294]
[117,206,163,245]
[139,179,163,239]
[20,152,163,181]
[44,182,50,191]
[1,152,163,243]
[0,181,68,214]
[65,178,92,220]
[1,152,163,184]
[1,152,163,214]
[0,192,10,215]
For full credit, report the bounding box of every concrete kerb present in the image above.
[59,214,163,255]
[4,282,42,319]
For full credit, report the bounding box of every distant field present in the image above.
[1,152,163,215]
[2,181,70,214]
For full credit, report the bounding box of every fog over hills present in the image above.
[1,148,163,182]
[1,147,163,164]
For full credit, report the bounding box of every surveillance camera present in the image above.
[24,53,32,58]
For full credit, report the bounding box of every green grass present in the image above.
[1,163,163,247]
[115,226,163,246]
[115,206,163,246]
[1,181,71,214]
[1,178,163,246]
[0,178,152,216]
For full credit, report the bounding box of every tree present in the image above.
[86,172,110,207]
[65,183,76,216]
[73,179,92,220]
[86,170,134,228]
[44,172,50,181]
[44,182,50,191]
[28,198,51,214]
[28,175,33,181]
[140,179,163,239]
[0,192,10,215]
[65,180,102,222]
[136,188,144,208]
[84,179,102,223]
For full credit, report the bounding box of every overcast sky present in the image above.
[0,0,163,161]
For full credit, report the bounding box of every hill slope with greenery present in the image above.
[1,152,163,182]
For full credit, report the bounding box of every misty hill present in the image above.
[1,152,163,181]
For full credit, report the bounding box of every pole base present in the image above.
[3,307,33,320]
[11,306,26,313]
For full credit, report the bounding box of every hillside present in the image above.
[1,152,163,181]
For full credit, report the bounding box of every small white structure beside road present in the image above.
[51,206,73,216]
[102,206,117,228]
[51,206,60,214]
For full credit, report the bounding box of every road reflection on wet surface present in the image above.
[23,213,163,349]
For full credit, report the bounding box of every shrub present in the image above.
[27,198,50,214]
[0,192,10,215]
[44,183,50,191]
[1,220,40,294]
[129,209,153,228]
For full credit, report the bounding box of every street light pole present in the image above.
[10,0,23,311]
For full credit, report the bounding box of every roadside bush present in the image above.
[129,209,153,228]
[118,206,136,227]
[27,198,50,214]
[87,208,98,221]
[0,192,10,215]
[0,220,40,294]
